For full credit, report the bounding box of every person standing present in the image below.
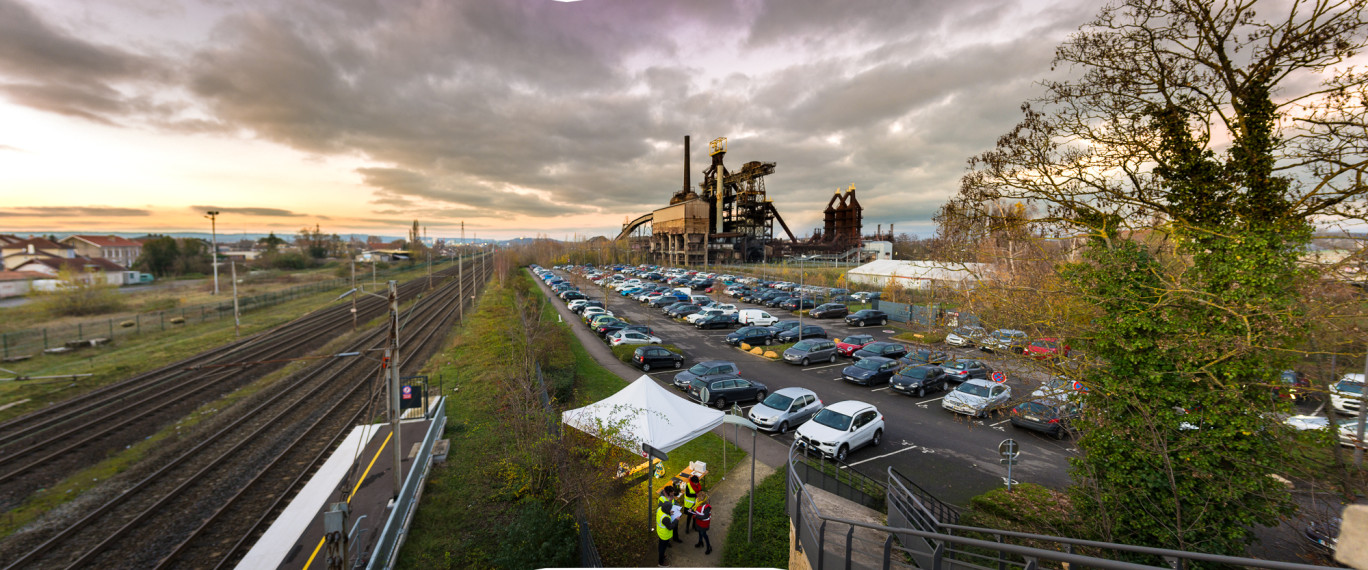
[691,491,713,555]
[680,474,701,534]
[658,485,682,543]
[655,500,678,567]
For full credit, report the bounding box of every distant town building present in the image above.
[0,236,77,270]
[0,270,48,298]
[61,235,143,268]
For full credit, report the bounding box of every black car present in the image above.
[841,356,902,387]
[769,320,801,334]
[852,341,909,361]
[845,309,890,327]
[590,318,627,336]
[1009,399,1082,439]
[776,324,827,343]
[829,295,858,303]
[632,346,684,372]
[696,313,740,329]
[765,295,793,308]
[563,291,587,302]
[649,296,682,308]
[891,365,951,397]
[726,326,774,346]
[688,375,769,409]
[781,297,817,311]
[901,348,950,366]
[661,302,693,314]
[942,359,992,382]
[809,303,848,319]
[573,300,604,314]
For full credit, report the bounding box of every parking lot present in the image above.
[538,267,1081,505]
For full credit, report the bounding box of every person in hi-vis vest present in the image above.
[656,501,679,566]
[680,474,701,534]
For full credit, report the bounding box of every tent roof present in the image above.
[562,376,725,455]
[846,259,988,282]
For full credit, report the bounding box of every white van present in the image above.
[737,309,778,326]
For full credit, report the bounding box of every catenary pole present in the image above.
[387,280,403,498]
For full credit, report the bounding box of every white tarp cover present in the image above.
[561,375,725,455]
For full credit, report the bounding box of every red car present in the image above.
[1026,338,1070,359]
[835,334,877,357]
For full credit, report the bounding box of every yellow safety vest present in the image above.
[656,506,673,540]
[682,483,698,509]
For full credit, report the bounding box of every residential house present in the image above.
[61,235,143,268]
[0,270,48,298]
[14,257,138,287]
[0,236,77,270]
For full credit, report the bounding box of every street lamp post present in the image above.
[205,210,220,295]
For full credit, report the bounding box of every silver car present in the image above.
[945,326,986,347]
[942,379,1013,418]
[782,339,839,366]
[748,387,824,434]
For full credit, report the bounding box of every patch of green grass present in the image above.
[720,468,790,568]
[893,331,948,344]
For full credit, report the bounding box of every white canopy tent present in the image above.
[561,375,725,455]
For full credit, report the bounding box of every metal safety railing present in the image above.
[366,396,447,570]
[786,441,1337,570]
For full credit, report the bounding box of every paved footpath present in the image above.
[535,272,794,567]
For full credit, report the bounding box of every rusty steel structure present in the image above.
[619,135,885,264]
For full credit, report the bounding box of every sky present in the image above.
[0,0,1097,241]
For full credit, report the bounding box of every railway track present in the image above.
[0,252,491,569]
[0,259,465,512]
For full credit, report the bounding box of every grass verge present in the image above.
[719,468,790,568]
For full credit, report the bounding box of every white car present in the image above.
[567,299,590,312]
[944,326,986,348]
[942,379,1012,418]
[794,400,884,462]
[686,309,724,324]
[1284,414,1365,448]
[1330,374,1364,416]
[581,306,607,319]
[609,330,662,346]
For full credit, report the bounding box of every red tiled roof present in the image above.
[3,237,69,250]
[67,235,142,248]
[0,270,48,281]
[15,257,128,273]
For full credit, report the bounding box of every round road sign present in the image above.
[991,371,1007,383]
[998,439,1019,458]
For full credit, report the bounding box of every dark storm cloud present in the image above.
[191,205,306,217]
[2,0,1097,232]
[0,206,150,217]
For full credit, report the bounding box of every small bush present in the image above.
[31,271,127,317]
[721,468,790,568]
[491,500,578,569]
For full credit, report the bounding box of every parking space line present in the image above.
[845,446,919,467]
[802,363,845,371]
[919,396,946,403]
[990,419,1012,426]
[871,387,890,392]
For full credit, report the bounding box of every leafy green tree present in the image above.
[257,232,285,253]
[944,0,1368,557]
[134,236,179,277]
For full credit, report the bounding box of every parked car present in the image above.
[944,326,986,348]
[942,379,1013,418]
[688,375,768,409]
[809,303,849,319]
[572,300,603,314]
[769,320,800,334]
[695,313,740,329]
[567,299,590,312]
[1276,370,1311,402]
[941,359,993,382]
[795,400,884,462]
[776,324,827,343]
[599,322,653,338]
[835,334,877,357]
[673,360,741,390]
[1010,398,1082,439]
[1026,337,1071,359]
[748,387,824,434]
[764,295,793,308]
[842,356,902,386]
[851,291,881,302]
[1283,414,1366,448]
[851,341,909,361]
[982,329,1030,353]
[726,326,774,346]
[891,365,951,397]
[845,309,889,327]
[900,348,949,366]
[587,314,618,328]
[780,297,817,311]
[783,339,840,366]
[608,330,662,346]
[1031,376,1088,400]
[632,346,683,371]
[669,305,703,319]
[1330,373,1364,415]
[736,309,779,326]
[686,309,725,324]
[591,318,627,336]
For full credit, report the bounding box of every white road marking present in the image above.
[919,396,947,403]
[990,419,1012,426]
[872,387,890,392]
[845,445,921,466]
[802,363,845,371]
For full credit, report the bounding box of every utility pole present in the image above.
[385,280,403,499]
[205,210,220,295]
[1356,350,1367,467]
[230,260,240,338]
[458,253,465,322]
[350,258,358,332]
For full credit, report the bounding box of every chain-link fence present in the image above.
[873,300,979,329]
[0,261,453,361]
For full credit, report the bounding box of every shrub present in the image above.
[721,468,790,568]
[31,270,127,317]
[491,500,578,569]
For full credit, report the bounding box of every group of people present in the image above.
[655,474,712,567]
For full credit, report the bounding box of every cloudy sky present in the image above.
[0,0,1095,240]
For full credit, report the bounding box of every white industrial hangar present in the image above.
[844,259,987,291]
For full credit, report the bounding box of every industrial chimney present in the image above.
[683,135,691,194]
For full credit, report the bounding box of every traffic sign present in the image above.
[991,371,1007,383]
[998,439,1019,458]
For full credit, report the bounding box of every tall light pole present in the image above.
[205,210,220,295]
[386,280,403,499]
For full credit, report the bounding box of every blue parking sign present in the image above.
[991,371,1006,383]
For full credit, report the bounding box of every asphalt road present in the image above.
[550,270,1077,506]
